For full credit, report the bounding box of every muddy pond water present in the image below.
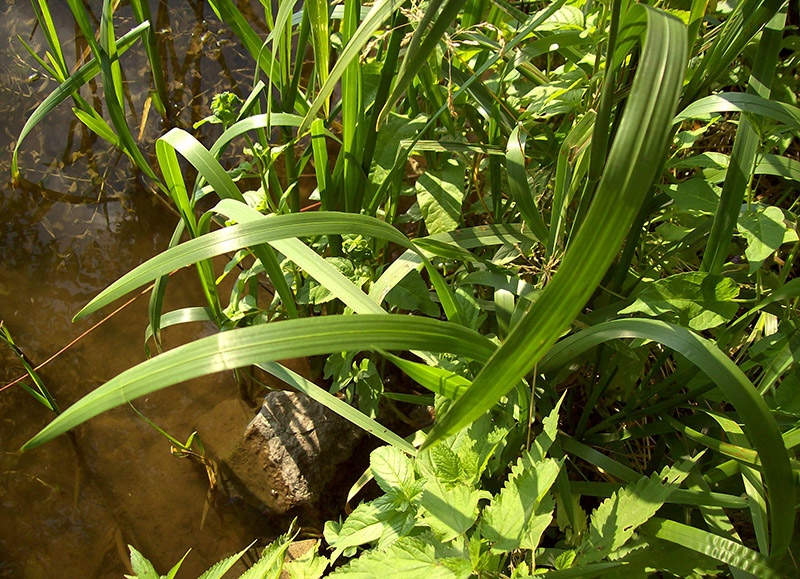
[0,1,294,576]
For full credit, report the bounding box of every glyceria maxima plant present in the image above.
[18,0,799,575]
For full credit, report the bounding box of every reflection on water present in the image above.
[0,1,283,576]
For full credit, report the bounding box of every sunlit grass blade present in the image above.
[641,518,782,578]
[506,126,549,245]
[0,324,59,414]
[148,221,186,351]
[702,411,769,555]
[95,0,159,182]
[30,0,69,79]
[144,307,216,354]
[258,362,414,454]
[588,0,621,181]
[207,0,283,94]
[74,212,432,320]
[381,352,471,400]
[311,119,333,210]
[12,22,149,180]
[130,0,168,115]
[377,0,462,127]
[683,0,785,104]
[340,0,365,213]
[305,0,330,115]
[211,200,376,315]
[160,129,245,203]
[675,93,800,128]
[370,224,535,304]
[22,316,496,450]
[425,6,687,445]
[539,318,794,556]
[701,7,785,274]
[299,0,400,134]
[548,111,595,254]
[72,107,120,148]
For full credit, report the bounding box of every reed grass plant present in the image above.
[13,0,800,575]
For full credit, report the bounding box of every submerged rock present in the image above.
[221,391,364,514]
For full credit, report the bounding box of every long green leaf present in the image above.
[258,362,414,453]
[641,518,782,578]
[12,22,149,179]
[424,6,687,445]
[701,7,785,273]
[539,318,794,556]
[377,0,462,127]
[299,0,400,134]
[22,316,495,450]
[506,126,549,244]
[74,213,421,320]
[675,93,800,129]
[212,199,379,315]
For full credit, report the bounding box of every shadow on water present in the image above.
[0,1,287,576]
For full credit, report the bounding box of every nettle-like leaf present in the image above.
[197,541,255,579]
[737,205,799,272]
[519,493,555,553]
[427,443,465,487]
[481,454,562,552]
[126,546,160,579]
[537,3,585,31]
[664,178,720,214]
[619,272,739,330]
[299,257,370,305]
[419,474,484,542]
[415,159,466,235]
[455,414,510,484]
[578,458,694,564]
[530,393,565,462]
[556,492,588,548]
[237,530,294,579]
[325,497,417,563]
[329,535,463,579]
[371,446,416,496]
[284,541,329,579]
[384,270,440,316]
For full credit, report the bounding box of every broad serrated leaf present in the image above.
[619,272,739,330]
[197,541,254,579]
[427,443,464,487]
[369,113,426,196]
[384,270,440,316]
[481,456,561,552]
[416,159,465,235]
[237,529,295,579]
[737,205,799,273]
[327,502,386,560]
[537,4,585,30]
[450,413,509,485]
[530,393,565,462]
[520,493,555,552]
[371,446,415,495]
[420,476,482,541]
[329,493,417,562]
[664,178,720,213]
[579,459,694,563]
[285,541,329,579]
[126,545,159,579]
[329,536,459,579]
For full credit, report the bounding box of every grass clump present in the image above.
[13,0,800,576]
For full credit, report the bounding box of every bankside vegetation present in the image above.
[10,0,800,576]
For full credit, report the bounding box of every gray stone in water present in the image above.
[222,391,364,514]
